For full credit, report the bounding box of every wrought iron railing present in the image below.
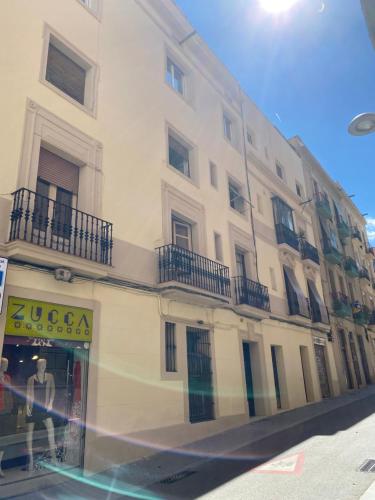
[309,297,328,324]
[315,192,332,218]
[331,292,352,317]
[353,304,370,325]
[369,310,375,325]
[275,223,299,251]
[351,227,362,241]
[9,188,113,265]
[299,240,320,265]
[233,276,270,311]
[322,236,343,265]
[344,257,360,277]
[157,244,231,297]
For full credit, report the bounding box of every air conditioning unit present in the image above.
[54,268,73,283]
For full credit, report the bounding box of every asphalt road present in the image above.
[8,392,375,500]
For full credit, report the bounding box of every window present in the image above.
[43,32,97,113]
[229,181,245,214]
[270,267,277,291]
[296,182,303,198]
[276,162,284,180]
[168,134,190,177]
[256,193,263,215]
[214,232,223,262]
[272,197,294,231]
[172,217,192,250]
[166,58,184,95]
[246,129,254,146]
[283,266,310,318]
[209,162,218,188]
[165,322,177,372]
[223,114,233,142]
[235,248,247,278]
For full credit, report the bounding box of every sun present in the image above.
[258,0,300,13]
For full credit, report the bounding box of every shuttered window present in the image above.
[46,43,86,105]
[307,279,329,324]
[283,266,310,318]
[38,148,79,194]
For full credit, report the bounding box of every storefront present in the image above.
[0,296,92,486]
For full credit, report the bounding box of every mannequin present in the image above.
[0,357,13,478]
[26,358,56,472]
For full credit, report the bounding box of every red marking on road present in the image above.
[251,451,305,475]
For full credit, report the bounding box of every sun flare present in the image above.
[258,0,300,13]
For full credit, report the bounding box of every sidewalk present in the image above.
[8,385,375,499]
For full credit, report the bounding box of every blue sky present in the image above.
[174,0,375,242]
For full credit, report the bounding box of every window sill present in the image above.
[40,78,97,118]
[228,206,248,221]
[165,162,199,189]
[75,0,101,20]
[164,81,194,109]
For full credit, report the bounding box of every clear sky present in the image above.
[174,0,375,242]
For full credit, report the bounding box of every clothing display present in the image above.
[0,374,14,437]
[26,375,51,429]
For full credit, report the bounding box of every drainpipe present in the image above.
[238,85,260,283]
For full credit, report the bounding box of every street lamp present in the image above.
[348,112,375,136]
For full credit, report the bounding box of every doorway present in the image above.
[338,330,354,390]
[242,343,256,417]
[314,344,331,399]
[186,327,214,423]
[357,335,371,385]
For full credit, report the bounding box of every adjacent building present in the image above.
[0,0,371,495]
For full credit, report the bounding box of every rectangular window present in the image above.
[54,187,73,239]
[165,322,177,372]
[209,162,218,188]
[166,58,184,95]
[223,114,232,142]
[172,217,192,250]
[235,248,247,278]
[276,162,284,180]
[272,197,294,231]
[296,182,303,198]
[46,43,86,105]
[246,129,253,145]
[256,193,263,215]
[168,134,190,177]
[270,267,277,291]
[229,181,245,213]
[214,232,223,262]
[34,178,50,232]
[283,265,310,318]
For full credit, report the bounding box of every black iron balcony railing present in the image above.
[352,227,362,241]
[369,310,375,325]
[353,304,370,326]
[157,244,231,297]
[275,223,299,251]
[331,292,352,318]
[322,236,343,266]
[344,257,360,278]
[359,267,370,281]
[315,192,332,219]
[233,276,270,311]
[9,188,113,265]
[299,240,320,265]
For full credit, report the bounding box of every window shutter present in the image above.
[284,266,310,318]
[46,44,86,104]
[38,148,80,194]
[308,279,329,324]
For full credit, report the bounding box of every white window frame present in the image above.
[76,0,102,18]
[172,216,193,251]
[209,161,218,189]
[40,26,99,116]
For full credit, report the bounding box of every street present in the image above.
[8,388,375,500]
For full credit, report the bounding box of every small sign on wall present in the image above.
[0,257,8,314]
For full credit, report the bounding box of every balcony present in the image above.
[352,227,362,241]
[369,310,375,325]
[275,223,299,252]
[233,276,270,311]
[337,217,351,240]
[359,267,370,281]
[9,188,113,267]
[322,237,343,266]
[315,192,332,219]
[300,240,320,265]
[331,292,352,318]
[157,244,231,298]
[353,304,370,326]
[344,257,360,278]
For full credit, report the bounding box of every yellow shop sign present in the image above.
[5,297,93,342]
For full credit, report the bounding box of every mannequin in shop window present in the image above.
[26,358,57,472]
[0,357,14,478]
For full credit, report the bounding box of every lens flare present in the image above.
[258,0,300,13]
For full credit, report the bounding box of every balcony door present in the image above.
[235,248,247,279]
[172,217,193,251]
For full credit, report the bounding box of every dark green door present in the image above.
[242,343,256,416]
[186,328,214,423]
